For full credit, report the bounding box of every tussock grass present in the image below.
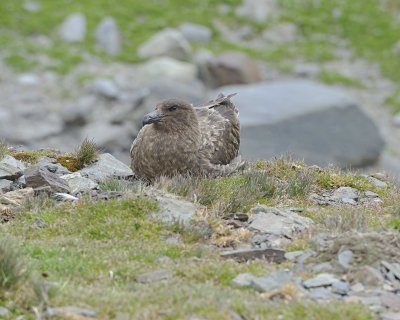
[74,138,99,169]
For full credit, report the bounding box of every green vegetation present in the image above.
[10,149,58,163]
[318,70,365,88]
[1,0,400,86]
[385,88,400,114]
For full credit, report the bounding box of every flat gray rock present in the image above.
[154,195,198,226]
[331,280,350,295]
[79,153,133,182]
[248,205,313,237]
[250,269,293,292]
[1,155,26,171]
[213,80,384,167]
[135,269,173,283]
[60,172,98,194]
[308,287,339,300]
[332,187,359,202]
[303,273,338,288]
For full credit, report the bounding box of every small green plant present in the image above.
[0,138,8,160]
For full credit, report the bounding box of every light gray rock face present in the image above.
[60,172,98,194]
[138,28,192,60]
[1,155,26,171]
[0,156,24,180]
[95,17,121,56]
[214,80,385,168]
[179,22,212,44]
[59,13,86,42]
[248,205,313,237]
[79,153,133,182]
[24,165,70,193]
[154,194,198,226]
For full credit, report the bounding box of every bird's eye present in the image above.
[168,105,178,111]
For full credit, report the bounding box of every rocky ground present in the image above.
[1,145,400,319]
[1,0,400,319]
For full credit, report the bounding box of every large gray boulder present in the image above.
[213,80,385,167]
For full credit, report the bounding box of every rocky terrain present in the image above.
[1,0,400,319]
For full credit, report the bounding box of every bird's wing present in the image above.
[196,93,240,165]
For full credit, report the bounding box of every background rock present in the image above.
[213,80,385,167]
[95,17,121,56]
[137,28,192,60]
[59,13,86,42]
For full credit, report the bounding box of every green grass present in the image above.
[1,195,374,319]
[1,0,400,84]
[318,69,365,88]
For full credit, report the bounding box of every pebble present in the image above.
[230,273,258,287]
[303,273,338,288]
[331,280,350,295]
[0,307,10,316]
[350,283,365,293]
[337,249,354,269]
[365,190,379,198]
[368,176,388,189]
[95,17,121,56]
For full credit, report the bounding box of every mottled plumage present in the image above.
[130,93,240,181]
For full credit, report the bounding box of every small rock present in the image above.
[338,249,353,268]
[350,282,365,293]
[179,22,212,44]
[248,205,313,237]
[18,73,39,86]
[332,187,359,203]
[25,165,70,193]
[91,78,119,99]
[198,52,262,88]
[394,113,400,127]
[250,269,293,292]
[1,155,26,171]
[220,248,286,263]
[235,0,278,22]
[60,172,98,194]
[382,312,400,320]
[331,280,350,295]
[284,251,304,261]
[368,176,388,189]
[59,13,86,42]
[0,188,34,208]
[230,273,258,287]
[0,307,10,316]
[311,262,334,273]
[44,306,97,318]
[32,218,46,228]
[365,190,379,198]
[79,153,134,182]
[154,194,198,226]
[136,269,173,283]
[138,28,192,60]
[95,17,121,56]
[23,1,40,12]
[262,23,298,44]
[0,179,12,193]
[303,273,338,289]
[53,193,79,202]
[381,261,400,280]
[251,233,292,249]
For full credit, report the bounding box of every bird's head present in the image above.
[142,99,198,130]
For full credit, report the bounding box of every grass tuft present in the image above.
[74,138,99,169]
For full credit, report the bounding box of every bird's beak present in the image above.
[142,111,164,126]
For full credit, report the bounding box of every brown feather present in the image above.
[130,94,240,181]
